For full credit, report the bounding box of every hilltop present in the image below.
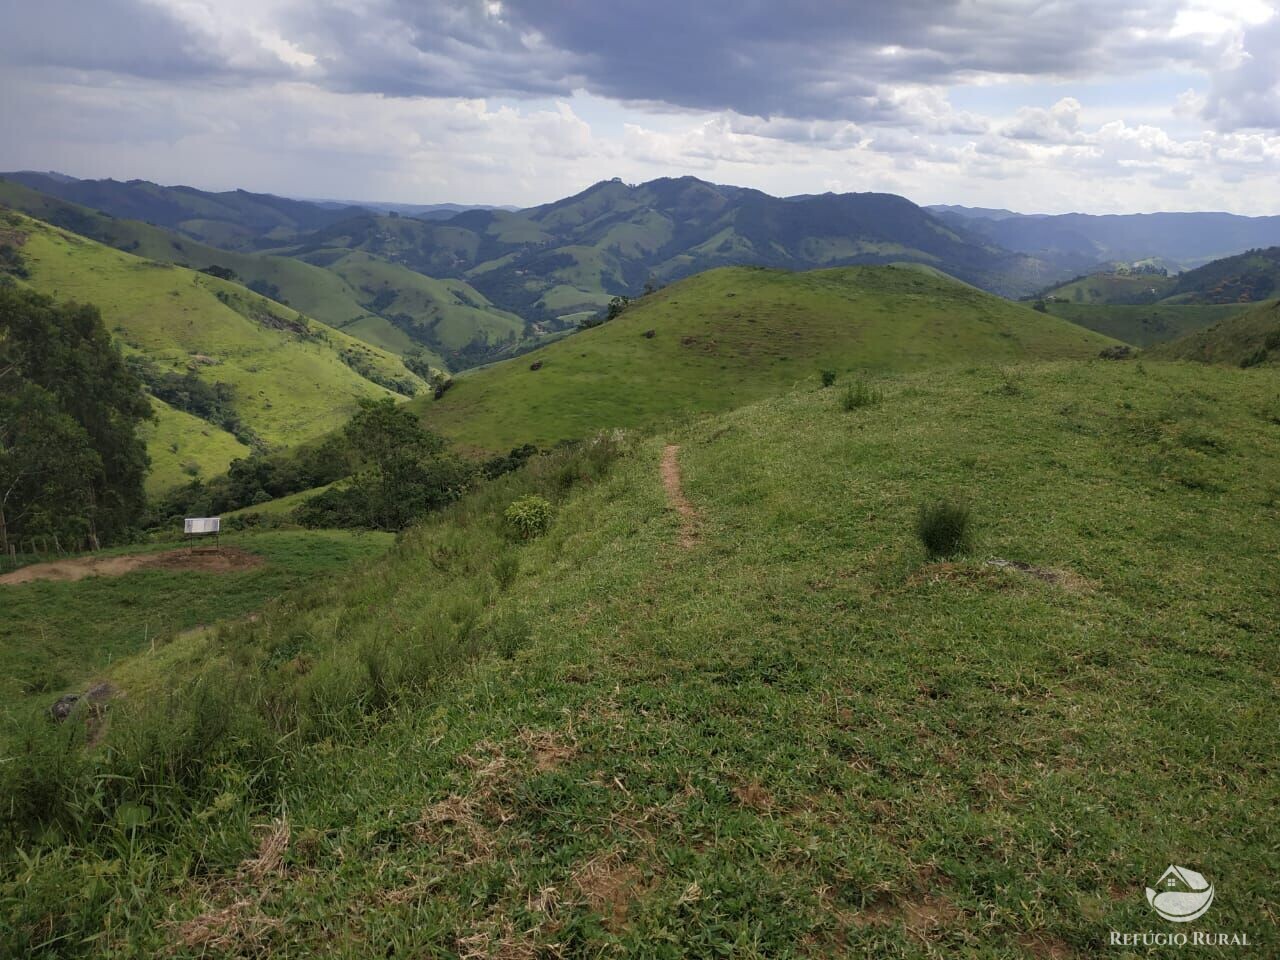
[4,358,1275,955]
[278,177,1052,316]
[418,264,1115,451]
[2,210,424,488]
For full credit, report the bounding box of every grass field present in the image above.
[420,264,1116,451]
[1042,302,1247,348]
[0,530,392,717]
[4,358,1276,956]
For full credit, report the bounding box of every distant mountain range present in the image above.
[3,172,1053,308]
[928,205,1280,273]
[7,169,1280,370]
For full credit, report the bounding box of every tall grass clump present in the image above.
[841,380,883,411]
[821,369,837,388]
[505,495,554,539]
[916,499,973,558]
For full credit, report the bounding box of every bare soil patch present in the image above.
[1,546,263,585]
[660,444,700,548]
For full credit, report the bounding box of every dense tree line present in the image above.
[0,287,152,552]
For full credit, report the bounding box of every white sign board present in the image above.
[184,517,221,535]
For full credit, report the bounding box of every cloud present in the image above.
[4,0,1260,120]
[1003,98,1083,143]
[1202,11,1280,131]
[2,0,1280,213]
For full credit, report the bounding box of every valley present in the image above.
[2,169,1278,960]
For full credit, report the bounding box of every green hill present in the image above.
[1040,271,1175,305]
[296,250,531,366]
[0,180,530,371]
[1162,246,1280,304]
[419,264,1117,451]
[3,210,425,484]
[5,358,1276,955]
[1149,299,1280,367]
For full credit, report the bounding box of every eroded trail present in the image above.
[660,444,700,548]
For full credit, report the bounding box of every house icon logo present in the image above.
[1146,866,1215,923]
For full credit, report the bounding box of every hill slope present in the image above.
[1150,299,1280,367]
[6,359,1276,955]
[419,264,1116,451]
[1040,302,1246,348]
[3,211,425,481]
[0,180,534,370]
[1162,246,1280,304]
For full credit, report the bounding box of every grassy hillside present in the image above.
[138,398,251,493]
[1041,302,1246,347]
[5,211,425,479]
[1163,246,1280,304]
[303,250,528,364]
[1150,299,1280,367]
[0,530,392,714]
[0,181,482,371]
[420,264,1116,451]
[4,359,1276,956]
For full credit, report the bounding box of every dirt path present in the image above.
[660,444,700,548]
[0,546,264,585]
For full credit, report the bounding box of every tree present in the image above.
[0,287,151,548]
[338,398,470,530]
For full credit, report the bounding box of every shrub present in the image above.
[821,369,837,388]
[841,380,883,410]
[504,495,554,539]
[917,499,973,558]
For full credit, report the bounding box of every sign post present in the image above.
[183,517,221,550]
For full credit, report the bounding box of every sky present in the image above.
[1,0,1279,214]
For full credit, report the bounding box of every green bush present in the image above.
[841,380,883,410]
[821,369,837,388]
[504,495,554,540]
[917,499,973,558]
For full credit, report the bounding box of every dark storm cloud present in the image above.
[284,0,1211,120]
[0,0,233,79]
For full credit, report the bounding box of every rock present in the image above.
[48,682,117,722]
[48,694,80,722]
